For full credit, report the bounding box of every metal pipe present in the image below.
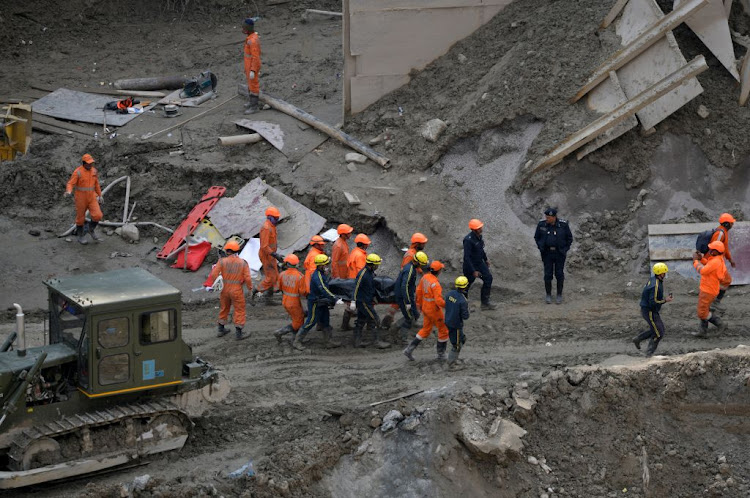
[13,303,25,357]
[114,75,189,91]
[122,176,131,224]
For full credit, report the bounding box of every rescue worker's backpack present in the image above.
[695,228,717,254]
[180,71,218,98]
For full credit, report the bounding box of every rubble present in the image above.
[420,118,447,143]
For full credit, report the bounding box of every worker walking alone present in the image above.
[445,276,471,365]
[242,18,261,114]
[693,241,728,337]
[65,154,103,245]
[293,254,341,350]
[632,263,673,356]
[709,213,737,311]
[393,251,429,343]
[534,207,573,304]
[403,261,450,361]
[256,206,282,303]
[274,254,307,343]
[353,254,390,349]
[206,241,252,340]
[463,219,497,310]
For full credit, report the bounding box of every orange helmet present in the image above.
[469,219,484,230]
[429,260,444,272]
[337,224,354,235]
[265,206,281,218]
[719,213,736,224]
[310,235,325,246]
[224,241,240,252]
[284,254,299,266]
[81,153,95,164]
[410,232,428,244]
[354,233,371,245]
[708,241,725,253]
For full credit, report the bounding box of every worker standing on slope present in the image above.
[274,254,307,343]
[293,254,340,350]
[632,263,673,356]
[382,232,429,329]
[463,219,497,310]
[353,254,390,349]
[692,241,728,337]
[403,261,449,361]
[393,251,429,343]
[445,276,471,365]
[709,213,736,311]
[65,153,103,245]
[256,206,282,303]
[242,18,261,114]
[206,241,252,340]
[534,207,573,304]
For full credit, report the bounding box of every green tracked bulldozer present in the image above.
[0,268,230,489]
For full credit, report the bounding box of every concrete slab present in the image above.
[31,88,154,126]
[678,0,739,80]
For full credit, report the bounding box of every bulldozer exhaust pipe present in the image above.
[13,303,25,357]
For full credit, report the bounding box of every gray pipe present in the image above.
[114,76,189,91]
[12,304,25,357]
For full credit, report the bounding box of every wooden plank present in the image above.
[680,0,739,81]
[31,84,165,98]
[350,0,512,11]
[599,0,630,30]
[369,389,425,407]
[521,56,708,182]
[571,0,708,103]
[648,221,750,235]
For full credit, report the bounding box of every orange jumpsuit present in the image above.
[693,256,728,320]
[244,32,261,95]
[208,254,253,327]
[710,227,733,289]
[257,219,279,293]
[304,246,325,293]
[347,247,367,279]
[331,237,350,279]
[278,267,307,330]
[66,166,102,226]
[415,273,449,342]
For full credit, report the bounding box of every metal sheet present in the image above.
[234,119,285,151]
[31,88,153,126]
[234,113,328,163]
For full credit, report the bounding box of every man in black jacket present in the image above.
[463,218,497,310]
[394,251,429,343]
[353,253,390,349]
[633,262,673,356]
[534,207,573,304]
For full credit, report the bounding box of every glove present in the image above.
[64,191,72,198]
[97,196,104,204]
[349,302,356,312]
[271,252,283,262]
[249,71,256,79]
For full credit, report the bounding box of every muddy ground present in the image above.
[3,0,750,496]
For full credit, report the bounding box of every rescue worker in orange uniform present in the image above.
[256,206,282,302]
[692,240,728,337]
[242,18,261,114]
[304,235,327,293]
[403,260,450,361]
[382,232,429,329]
[274,254,307,343]
[332,224,355,330]
[710,213,737,311]
[347,234,371,278]
[206,241,252,340]
[65,154,103,245]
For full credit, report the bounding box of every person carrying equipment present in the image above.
[353,254,390,349]
[403,261,449,361]
[206,241,252,340]
[256,206,282,302]
[632,263,673,356]
[65,154,103,245]
[293,254,340,350]
[274,254,307,343]
[393,251,429,343]
[445,276,471,365]
[692,241,728,337]
[382,232,429,329]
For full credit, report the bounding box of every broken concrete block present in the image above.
[120,223,140,243]
[344,192,360,205]
[345,152,368,164]
[457,411,527,464]
[470,385,486,396]
[421,118,447,143]
[399,415,420,432]
[346,163,357,172]
[381,410,404,432]
[697,104,710,118]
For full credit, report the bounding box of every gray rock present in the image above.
[133,474,151,491]
[120,223,139,242]
[470,385,486,396]
[457,53,468,64]
[421,118,447,143]
[345,152,368,164]
[399,415,421,432]
[28,229,41,236]
[369,417,382,429]
[458,412,527,464]
[346,163,358,172]
[381,409,404,431]
[697,105,710,119]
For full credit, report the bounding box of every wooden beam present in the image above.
[521,56,708,182]
[648,248,696,260]
[599,0,630,30]
[572,0,708,103]
[369,389,424,407]
[740,53,750,106]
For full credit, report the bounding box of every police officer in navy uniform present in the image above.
[534,207,573,304]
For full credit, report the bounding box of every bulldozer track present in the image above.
[7,399,190,471]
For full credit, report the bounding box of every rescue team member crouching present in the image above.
[403,261,450,361]
[65,153,103,245]
[534,207,573,304]
[353,254,390,349]
[274,254,307,343]
[394,251,430,344]
[445,276,470,365]
[206,241,252,340]
[292,254,340,350]
[632,263,673,356]
[693,241,728,337]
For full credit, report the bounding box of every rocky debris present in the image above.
[697,105,710,119]
[132,474,151,491]
[470,385,486,396]
[457,409,527,464]
[345,152,368,164]
[420,119,447,143]
[380,409,404,432]
[344,191,360,205]
[369,416,382,429]
[28,229,40,236]
[346,163,357,172]
[512,383,537,424]
[399,414,421,431]
[109,251,133,258]
[117,223,139,242]
[457,53,468,64]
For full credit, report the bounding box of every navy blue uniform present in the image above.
[300,268,337,334]
[635,275,668,355]
[463,231,493,305]
[445,289,469,350]
[534,218,573,284]
[354,266,379,329]
[394,262,420,328]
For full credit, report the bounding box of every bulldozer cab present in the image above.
[45,268,190,398]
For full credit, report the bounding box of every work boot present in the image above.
[380,314,394,330]
[76,225,88,245]
[353,327,362,348]
[645,338,659,357]
[556,281,564,305]
[217,323,229,338]
[235,327,250,341]
[447,347,460,365]
[403,338,421,361]
[323,326,342,349]
[711,290,727,312]
[632,336,641,350]
[693,320,709,338]
[545,281,552,304]
[436,341,447,361]
[708,314,726,331]
[341,311,353,331]
[88,221,101,242]
[274,325,293,343]
[244,94,259,114]
[360,325,374,348]
[291,330,307,350]
[480,302,497,311]
[374,330,391,349]
[263,289,276,306]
